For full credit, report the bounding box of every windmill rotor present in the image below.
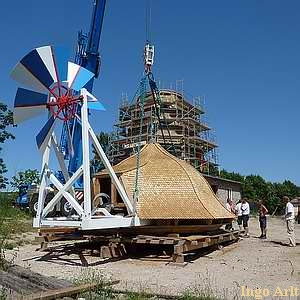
[11,45,105,150]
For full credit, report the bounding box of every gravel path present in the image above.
[6,217,300,299]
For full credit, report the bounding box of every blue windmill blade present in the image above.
[67,62,94,91]
[88,101,106,111]
[84,89,106,111]
[19,47,55,90]
[11,46,58,93]
[36,116,56,149]
[14,88,48,108]
[13,88,48,123]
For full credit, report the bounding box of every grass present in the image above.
[72,268,115,299]
[0,192,33,270]
[180,293,221,300]
[180,285,223,300]
[0,288,7,300]
[71,269,230,300]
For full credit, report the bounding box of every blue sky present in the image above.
[1,0,300,184]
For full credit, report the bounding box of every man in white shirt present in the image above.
[283,196,296,247]
[235,200,243,231]
[241,198,250,237]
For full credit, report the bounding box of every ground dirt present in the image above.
[5,217,300,299]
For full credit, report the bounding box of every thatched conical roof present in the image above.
[98,143,234,220]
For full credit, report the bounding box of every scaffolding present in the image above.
[108,87,218,174]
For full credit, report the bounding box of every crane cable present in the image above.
[132,76,147,214]
[144,1,176,155]
[147,72,176,155]
[131,0,152,214]
[145,0,152,43]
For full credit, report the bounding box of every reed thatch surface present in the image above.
[97,143,234,220]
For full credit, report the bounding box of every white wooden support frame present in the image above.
[33,88,141,230]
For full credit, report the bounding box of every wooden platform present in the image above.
[129,231,239,263]
[37,228,241,264]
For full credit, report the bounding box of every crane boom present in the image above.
[81,0,106,85]
[67,0,107,182]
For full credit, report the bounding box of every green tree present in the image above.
[265,182,282,214]
[281,180,299,199]
[10,169,40,190]
[0,103,15,189]
[218,169,300,214]
[219,169,244,183]
[91,131,111,173]
[206,164,220,176]
[243,175,269,201]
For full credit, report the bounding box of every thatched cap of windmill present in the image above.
[95,143,234,223]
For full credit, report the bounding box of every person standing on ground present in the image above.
[225,198,235,230]
[241,198,250,237]
[226,198,232,211]
[258,200,268,239]
[235,199,243,231]
[283,196,296,247]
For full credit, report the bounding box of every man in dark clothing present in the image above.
[258,200,268,239]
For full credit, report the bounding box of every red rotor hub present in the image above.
[47,83,83,121]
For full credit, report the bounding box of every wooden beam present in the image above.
[21,281,120,300]
[111,182,117,206]
[39,227,79,234]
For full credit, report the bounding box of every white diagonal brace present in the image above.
[42,167,84,217]
[51,133,75,198]
[81,90,92,218]
[36,137,51,225]
[88,123,134,215]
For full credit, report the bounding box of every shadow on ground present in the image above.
[22,240,239,267]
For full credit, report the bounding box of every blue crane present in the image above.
[77,0,106,85]
[61,0,107,186]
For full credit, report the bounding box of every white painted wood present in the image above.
[81,90,92,219]
[88,123,134,215]
[34,87,140,230]
[42,167,84,217]
[35,134,51,227]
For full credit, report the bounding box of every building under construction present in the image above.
[108,88,218,175]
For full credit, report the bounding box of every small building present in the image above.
[203,175,242,204]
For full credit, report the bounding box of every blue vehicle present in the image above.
[15,184,30,208]
[15,183,42,213]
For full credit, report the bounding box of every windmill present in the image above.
[11,46,136,230]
